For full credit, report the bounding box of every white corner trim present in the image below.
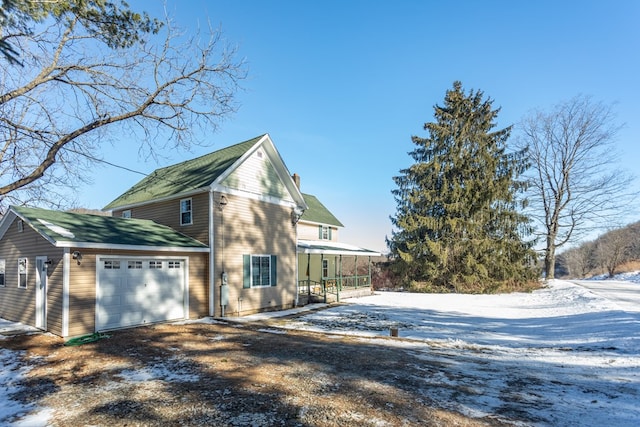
[209,191,216,316]
[62,248,70,337]
[184,257,190,320]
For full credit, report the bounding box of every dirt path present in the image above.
[4,319,517,426]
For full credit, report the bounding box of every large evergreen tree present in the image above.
[388,82,536,292]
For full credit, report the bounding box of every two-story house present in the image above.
[0,134,379,338]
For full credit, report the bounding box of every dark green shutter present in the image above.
[318,225,322,239]
[270,255,277,286]
[243,255,251,288]
[328,227,332,240]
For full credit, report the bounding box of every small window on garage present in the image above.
[180,198,193,225]
[168,261,181,269]
[104,260,121,269]
[18,258,27,288]
[149,261,163,269]
[127,261,142,269]
[0,259,5,287]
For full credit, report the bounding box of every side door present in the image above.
[35,256,48,330]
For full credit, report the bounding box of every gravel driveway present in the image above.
[2,316,515,427]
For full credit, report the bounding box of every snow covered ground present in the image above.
[2,277,639,426]
[282,279,640,426]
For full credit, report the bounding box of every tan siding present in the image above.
[0,218,64,334]
[212,193,297,316]
[297,222,339,242]
[45,258,65,336]
[113,192,210,245]
[221,149,293,202]
[187,252,209,317]
[67,249,98,337]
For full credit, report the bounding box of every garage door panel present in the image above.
[97,258,186,331]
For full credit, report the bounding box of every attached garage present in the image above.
[0,206,210,338]
[96,257,189,331]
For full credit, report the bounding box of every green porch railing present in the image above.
[298,276,370,303]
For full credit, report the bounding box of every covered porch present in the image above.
[297,240,381,303]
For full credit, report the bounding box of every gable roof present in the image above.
[300,194,343,227]
[3,206,208,252]
[104,135,264,210]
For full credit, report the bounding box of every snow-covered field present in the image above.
[282,278,640,426]
[2,277,639,426]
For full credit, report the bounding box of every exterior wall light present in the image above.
[291,207,304,225]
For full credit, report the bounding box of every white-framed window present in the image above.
[121,210,132,219]
[0,259,5,287]
[180,198,193,225]
[18,257,28,288]
[127,261,142,269]
[17,220,24,232]
[149,261,163,269]
[168,261,181,269]
[104,260,121,269]
[322,259,329,278]
[243,254,277,288]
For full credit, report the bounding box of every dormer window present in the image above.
[180,198,193,225]
[319,225,332,240]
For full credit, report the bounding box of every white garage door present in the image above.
[96,257,186,331]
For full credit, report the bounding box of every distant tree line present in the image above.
[555,221,640,279]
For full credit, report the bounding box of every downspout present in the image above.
[209,191,216,317]
[294,216,299,307]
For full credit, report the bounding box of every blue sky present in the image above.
[77,1,640,253]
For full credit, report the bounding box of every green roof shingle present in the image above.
[104,135,263,210]
[300,194,343,227]
[12,206,208,250]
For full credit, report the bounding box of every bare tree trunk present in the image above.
[545,236,556,280]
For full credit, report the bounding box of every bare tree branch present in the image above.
[515,95,636,279]
[0,11,246,210]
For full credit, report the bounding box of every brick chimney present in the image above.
[292,173,300,190]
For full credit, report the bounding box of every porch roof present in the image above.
[297,239,381,256]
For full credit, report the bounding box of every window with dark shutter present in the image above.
[243,254,277,288]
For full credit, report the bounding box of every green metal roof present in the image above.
[104,135,264,210]
[11,206,208,251]
[300,194,343,227]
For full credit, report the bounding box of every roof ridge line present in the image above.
[153,134,266,173]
